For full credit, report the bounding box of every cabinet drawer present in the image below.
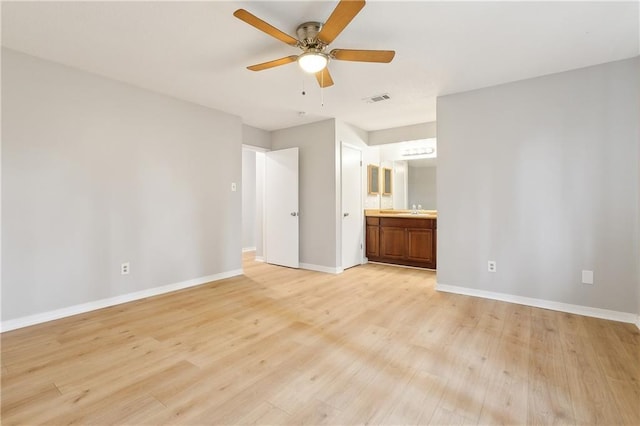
[366,217,380,226]
[380,217,433,229]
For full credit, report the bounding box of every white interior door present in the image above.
[265,147,299,268]
[341,144,362,269]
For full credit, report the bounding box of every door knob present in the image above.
[291,212,298,217]
[343,212,350,217]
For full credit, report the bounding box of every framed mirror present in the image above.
[367,164,379,194]
[382,167,392,196]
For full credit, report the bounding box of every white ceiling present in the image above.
[2,1,638,132]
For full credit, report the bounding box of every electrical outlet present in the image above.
[231,182,237,192]
[582,270,593,285]
[488,261,496,273]
[121,262,130,275]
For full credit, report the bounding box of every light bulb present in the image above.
[298,52,328,73]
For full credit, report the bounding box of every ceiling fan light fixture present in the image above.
[298,51,329,73]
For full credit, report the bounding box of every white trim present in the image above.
[436,282,638,325]
[368,261,435,271]
[1,269,243,332]
[341,141,364,152]
[255,256,265,262]
[636,315,640,330]
[242,247,256,253]
[300,263,343,275]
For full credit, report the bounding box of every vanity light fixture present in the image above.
[298,50,329,73]
[402,147,435,157]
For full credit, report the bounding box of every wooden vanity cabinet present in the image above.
[366,216,436,269]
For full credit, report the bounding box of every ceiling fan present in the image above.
[233,0,395,88]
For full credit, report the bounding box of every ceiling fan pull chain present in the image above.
[321,73,324,107]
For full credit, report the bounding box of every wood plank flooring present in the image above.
[2,252,639,425]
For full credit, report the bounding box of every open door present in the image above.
[265,147,299,268]
[341,144,363,269]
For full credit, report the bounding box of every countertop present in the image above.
[365,209,438,219]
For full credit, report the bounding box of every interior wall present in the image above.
[271,119,339,270]
[242,124,271,150]
[242,149,256,251]
[437,56,639,314]
[408,166,437,209]
[2,48,243,322]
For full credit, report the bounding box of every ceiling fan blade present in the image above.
[317,0,365,45]
[315,68,334,88]
[331,49,395,63]
[247,55,299,71]
[233,9,299,47]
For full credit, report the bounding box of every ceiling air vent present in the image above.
[364,93,391,103]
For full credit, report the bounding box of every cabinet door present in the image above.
[366,225,379,258]
[406,228,434,263]
[380,227,406,259]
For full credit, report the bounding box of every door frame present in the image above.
[242,144,268,263]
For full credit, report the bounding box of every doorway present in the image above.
[341,144,363,270]
[242,145,300,268]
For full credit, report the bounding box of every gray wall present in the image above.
[408,166,437,210]
[271,119,339,269]
[242,149,256,250]
[242,124,271,150]
[437,57,639,314]
[2,49,243,321]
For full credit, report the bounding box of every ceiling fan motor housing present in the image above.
[296,21,325,49]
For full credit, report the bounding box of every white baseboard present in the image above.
[255,256,265,262]
[1,269,243,333]
[436,282,639,327]
[242,247,256,253]
[300,263,343,275]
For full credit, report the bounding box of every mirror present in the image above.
[382,168,392,196]
[377,139,437,210]
[407,160,437,210]
[367,164,379,194]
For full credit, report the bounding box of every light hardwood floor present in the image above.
[2,253,639,425]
